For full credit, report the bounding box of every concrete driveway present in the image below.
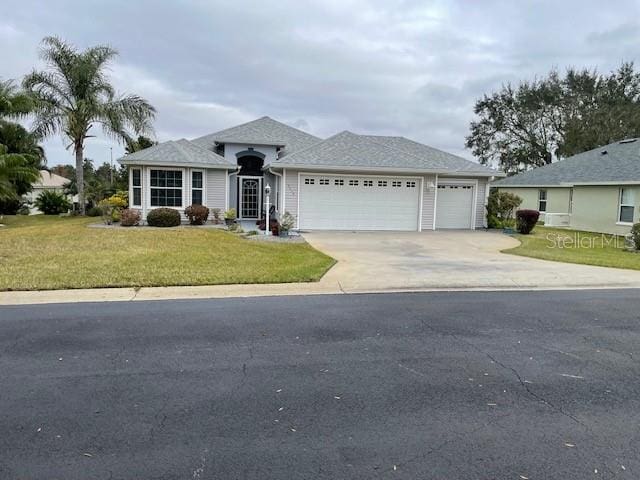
[304,230,640,292]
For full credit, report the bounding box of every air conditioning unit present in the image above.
[543,213,571,227]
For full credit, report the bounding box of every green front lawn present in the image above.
[0,215,335,291]
[503,226,640,270]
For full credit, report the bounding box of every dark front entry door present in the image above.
[240,177,261,219]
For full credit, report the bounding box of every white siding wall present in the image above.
[206,169,227,213]
[421,175,437,230]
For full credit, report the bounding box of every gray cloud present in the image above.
[1,0,638,166]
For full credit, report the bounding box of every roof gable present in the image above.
[119,139,233,168]
[493,138,640,186]
[191,116,321,156]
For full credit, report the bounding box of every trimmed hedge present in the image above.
[516,209,540,234]
[185,204,209,225]
[120,208,141,227]
[147,208,181,227]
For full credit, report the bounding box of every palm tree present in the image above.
[0,79,32,117]
[0,145,39,201]
[23,36,155,214]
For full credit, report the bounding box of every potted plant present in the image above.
[279,211,295,237]
[224,208,237,226]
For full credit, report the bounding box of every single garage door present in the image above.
[435,184,474,229]
[299,174,420,230]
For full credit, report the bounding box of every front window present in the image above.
[131,168,141,207]
[150,169,182,207]
[619,188,635,223]
[192,171,203,205]
[538,189,547,212]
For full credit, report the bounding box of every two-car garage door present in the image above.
[299,174,420,231]
[297,174,476,231]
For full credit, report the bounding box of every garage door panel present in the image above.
[299,175,420,231]
[435,184,474,229]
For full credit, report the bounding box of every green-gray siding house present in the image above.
[492,139,640,235]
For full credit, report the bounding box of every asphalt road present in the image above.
[1,290,640,479]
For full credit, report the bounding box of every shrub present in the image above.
[147,207,181,227]
[486,190,522,229]
[87,206,103,217]
[631,223,640,250]
[516,209,540,234]
[120,208,141,227]
[280,211,296,232]
[35,190,71,215]
[185,204,210,225]
[257,218,280,236]
[211,208,222,224]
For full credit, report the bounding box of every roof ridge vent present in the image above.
[601,149,608,155]
[619,138,637,144]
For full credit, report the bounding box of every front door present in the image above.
[239,177,262,219]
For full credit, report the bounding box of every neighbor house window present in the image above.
[538,189,547,212]
[150,169,182,207]
[131,168,142,206]
[619,188,635,223]
[192,171,203,205]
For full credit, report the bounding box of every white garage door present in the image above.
[299,174,421,231]
[435,184,475,229]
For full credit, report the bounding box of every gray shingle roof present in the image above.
[119,139,234,168]
[492,138,640,186]
[269,131,500,176]
[365,135,498,175]
[191,116,321,156]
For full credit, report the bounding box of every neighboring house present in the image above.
[493,138,640,235]
[24,170,74,214]
[119,117,502,231]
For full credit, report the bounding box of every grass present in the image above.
[503,226,640,270]
[0,215,335,291]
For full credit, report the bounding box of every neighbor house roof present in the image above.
[34,170,69,188]
[493,138,640,187]
[119,139,234,168]
[191,116,321,156]
[269,131,501,176]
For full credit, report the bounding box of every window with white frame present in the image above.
[619,188,635,223]
[304,178,315,185]
[192,171,203,205]
[150,169,182,207]
[406,181,416,188]
[349,179,359,186]
[378,180,387,187]
[392,180,402,187]
[334,179,344,186]
[363,180,373,187]
[131,168,142,206]
[538,189,547,212]
[319,178,329,185]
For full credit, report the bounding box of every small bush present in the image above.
[87,206,103,217]
[35,190,71,215]
[280,211,296,232]
[147,208,181,227]
[120,208,141,227]
[211,208,222,224]
[487,190,522,228]
[257,218,280,236]
[185,204,209,225]
[631,223,640,250]
[516,209,540,234]
[224,208,237,220]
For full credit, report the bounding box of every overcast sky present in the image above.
[1,0,639,167]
